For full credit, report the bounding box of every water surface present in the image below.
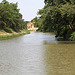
[0,31,75,75]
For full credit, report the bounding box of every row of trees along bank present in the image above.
[35,0,75,41]
[0,0,28,32]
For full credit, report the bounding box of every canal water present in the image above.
[0,31,75,75]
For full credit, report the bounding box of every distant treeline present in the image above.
[0,0,28,32]
[34,0,75,41]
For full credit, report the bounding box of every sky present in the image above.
[0,0,44,21]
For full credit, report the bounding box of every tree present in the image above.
[32,17,39,27]
[0,0,27,32]
[37,0,75,40]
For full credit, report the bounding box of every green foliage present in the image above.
[36,0,75,40]
[70,32,75,41]
[24,21,29,29]
[4,27,12,33]
[0,0,27,32]
[32,17,39,27]
[44,0,75,6]
[25,30,30,34]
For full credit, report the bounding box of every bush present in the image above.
[4,28,12,33]
[13,28,20,32]
[70,32,75,41]
[25,30,30,34]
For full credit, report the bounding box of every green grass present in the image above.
[0,30,30,40]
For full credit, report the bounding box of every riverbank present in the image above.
[0,29,30,40]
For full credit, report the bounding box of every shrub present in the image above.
[70,32,75,41]
[4,28,12,33]
[25,30,30,34]
[13,28,20,32]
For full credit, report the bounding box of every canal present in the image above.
[0,31,75,75]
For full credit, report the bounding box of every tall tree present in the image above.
[37,0,75,40]
[0,0,27,31]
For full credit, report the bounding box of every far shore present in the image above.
[0,30,30,39]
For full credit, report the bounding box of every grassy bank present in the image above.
[0,30,30,40]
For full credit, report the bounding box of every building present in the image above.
[27,20,38,31]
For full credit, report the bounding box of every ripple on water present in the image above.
[0,31,75,75]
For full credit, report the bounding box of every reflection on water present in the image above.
[44,45,75,75]
[0,31,75,75]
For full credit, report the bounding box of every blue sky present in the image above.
[0,0,44,21]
